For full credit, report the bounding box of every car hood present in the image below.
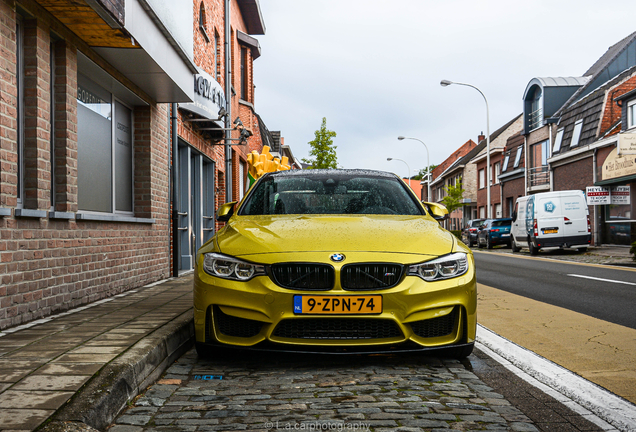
[213,215,455,258]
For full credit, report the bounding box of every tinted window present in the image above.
[240,174,424,216]
[492,220,511,227]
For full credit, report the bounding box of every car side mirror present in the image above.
[511,211,517,222]
[216,201,237,222]
[422,201,449,221]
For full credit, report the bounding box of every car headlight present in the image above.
[203,253,266,281]
[407,252,469,281]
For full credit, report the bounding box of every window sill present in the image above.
[15,209,48,218]
[76,213,155,224]
[49,211,75,220]
[0,208,11,217]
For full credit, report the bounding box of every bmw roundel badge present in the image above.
[330,253,346,262]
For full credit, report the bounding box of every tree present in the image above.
[302,117,337,169]
[413,165,438,180]
[441,182,464,214]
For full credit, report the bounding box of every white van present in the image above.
[511,190,591,255]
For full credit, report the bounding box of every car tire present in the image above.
[195,342,219,358]
[442,343,474,360]
[511,237,521,252]
[577,247,588,253]
[528,240,538,256]
[486,237,493,249]
[467,237,474,247]
[477,237,484,248]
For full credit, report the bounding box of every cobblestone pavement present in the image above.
[108,347,603,432]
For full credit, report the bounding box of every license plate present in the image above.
[501,233,510,237]
[293,295,382,314]
[543,228,558,234]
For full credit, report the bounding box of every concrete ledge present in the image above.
[44,310,194,431]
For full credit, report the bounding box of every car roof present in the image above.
[263,169,398,180]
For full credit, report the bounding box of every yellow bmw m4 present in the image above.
[193,169,476,358]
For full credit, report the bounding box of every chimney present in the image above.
[478,131,485,143]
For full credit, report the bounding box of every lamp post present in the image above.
[440,79,491,218]
[386,157,411,181]
[397,136,431,202]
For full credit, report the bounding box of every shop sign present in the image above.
[586,186,631,205]
[586,186,610,205]
[618,133,636,155]
[611,186,631,205]
[178,67,226,121]
[601,147,636,181]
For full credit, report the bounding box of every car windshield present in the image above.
[240,172,425,216]
[470,220,482,227]
[492,220,511,227]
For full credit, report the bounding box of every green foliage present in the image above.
[302,117,338,169]
[413,165,438,180]
[631,241,636,262]
[441,182,464,214]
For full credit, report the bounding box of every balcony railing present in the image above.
[529,166,549,187]
[528,107,543,131]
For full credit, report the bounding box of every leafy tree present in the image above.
[302,117,338,169]
[413,165,438,180]
[441,182,464,214]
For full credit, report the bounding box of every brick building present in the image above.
[0,0,273,329]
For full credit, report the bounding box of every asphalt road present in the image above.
[473,251,636,329]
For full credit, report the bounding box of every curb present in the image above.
[40,310,194,432]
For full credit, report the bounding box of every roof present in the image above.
[584,31,636,77]
[236,0,266,35]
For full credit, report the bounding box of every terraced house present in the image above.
[0,0,276,329]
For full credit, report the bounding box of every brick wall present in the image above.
[0,0,171,330]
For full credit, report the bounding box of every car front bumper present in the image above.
[193,252,477,351]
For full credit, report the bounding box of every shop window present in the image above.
[77,74,133,213]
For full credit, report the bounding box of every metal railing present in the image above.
[529,166,549,187]
[527,107,543,130]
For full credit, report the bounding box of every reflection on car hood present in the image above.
[215,215,454,258]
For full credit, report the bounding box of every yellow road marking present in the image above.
[477,283,636,404]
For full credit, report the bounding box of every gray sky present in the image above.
[254,0,633,177]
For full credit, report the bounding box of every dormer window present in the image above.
[629,100,636,129]
[528,86,543,130]
[570,119,583,148]
[553,128,564,153]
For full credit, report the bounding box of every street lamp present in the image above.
[441,79,491,218]
[387,157,411,181]
[397,136,431,202]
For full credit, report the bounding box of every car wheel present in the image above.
[442,343,474,360]
[468,237,474,247]
[477,237,484,248]
[511,237,521,252]
[577,247,588,253]
[195,342,219,358]
[486,237,493,249]
[528,240,538,256]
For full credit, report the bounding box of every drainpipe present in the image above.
[548,123,554,192]
[593,148,599,246]
[224,0,232,203]
[524,135,528,194]
[171,103,179,277]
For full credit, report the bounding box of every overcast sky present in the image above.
[253,0,633,177]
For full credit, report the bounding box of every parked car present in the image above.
[194,169,476,359]
[511,190,591,255]
[477,218,512,249]
[461,219,485,247]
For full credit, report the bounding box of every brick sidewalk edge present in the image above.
[40,310,195,432]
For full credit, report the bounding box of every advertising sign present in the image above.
[618,133,636,155]
[611,186,631,205]
[602,148,636,181]
[586,186,610,205]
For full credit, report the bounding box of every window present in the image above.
[629,100,636,129]
[214,31,219,78]
[77,74,133,213]
[240,47,248,101]
[570,119,583,148]
[502,153,510,172]
[494,162,500,184]
[16,18,24,204]
[479,207,485,218]
[513,146,523,168]
[495,203,502,218]
[478,169,485,189]
[199,2,210,42]
[528,86,543,130]
[553,128,564,153]
[530,140,548,168]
